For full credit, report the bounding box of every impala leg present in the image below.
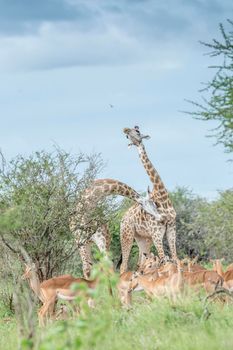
[47,299,56,317]
[38,296,56,326]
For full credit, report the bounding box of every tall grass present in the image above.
[0,296,17,350]
[38,293,233,350]
[38,259,233,350]
[1,258,233,350]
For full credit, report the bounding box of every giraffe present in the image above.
[119,127,177,274]
[69,178,161,278]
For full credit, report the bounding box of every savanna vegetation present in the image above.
[0,20,233,350]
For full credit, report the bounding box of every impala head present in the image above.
[210,258,224,270]
[159,261,176,276]
[21,263,36,280]
[118,281,132,307]
[139,253,160,274]
[191,255,199,265]
[175,259,183,271]
[137,187,161,220]
[128,272,140,292]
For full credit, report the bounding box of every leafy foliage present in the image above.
[0,149,106,280]
[27,260,233,350]
[187,20,233,153]
[170,187,209,259]
[193,189,233,261]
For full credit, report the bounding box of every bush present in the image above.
[0,148,105,280]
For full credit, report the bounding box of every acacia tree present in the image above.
[188,20,233,153]
[0,148,112,280]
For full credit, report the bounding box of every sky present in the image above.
[0,0,232,200]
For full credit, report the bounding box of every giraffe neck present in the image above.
[87,179,141,203]
[137,144,167,195]
[72,178,144,236]
[137,144,174,210]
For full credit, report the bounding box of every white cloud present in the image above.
[0,0,231,72]
[0,20,186,72]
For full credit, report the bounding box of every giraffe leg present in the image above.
[101,224,111,251]
[151,224,166,262]
[166,221,177,261]
[91,227,107,253]
[120,220,135,274]
[135,235,152,268]
[78,243,92,278]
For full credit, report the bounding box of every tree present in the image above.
[188,20,233,153]
[169,187,209,259]
[0,148,109,280]
[195,189,233,261]
[171,187,233,262]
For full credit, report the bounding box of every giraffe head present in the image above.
[137,187,161,220]
[123,127,150,147]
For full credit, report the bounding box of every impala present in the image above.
[212,259,233,291]
[22,264,98,325]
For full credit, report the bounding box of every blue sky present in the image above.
[0,0,232,199]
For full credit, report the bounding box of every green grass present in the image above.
[0,319,17,350]
[37,294,233,350]
[1,292,233,350]
[0,296,17,350]
[1,262,233,350]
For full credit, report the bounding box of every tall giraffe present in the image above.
[119,127,177,273]
[69,178,160,277]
